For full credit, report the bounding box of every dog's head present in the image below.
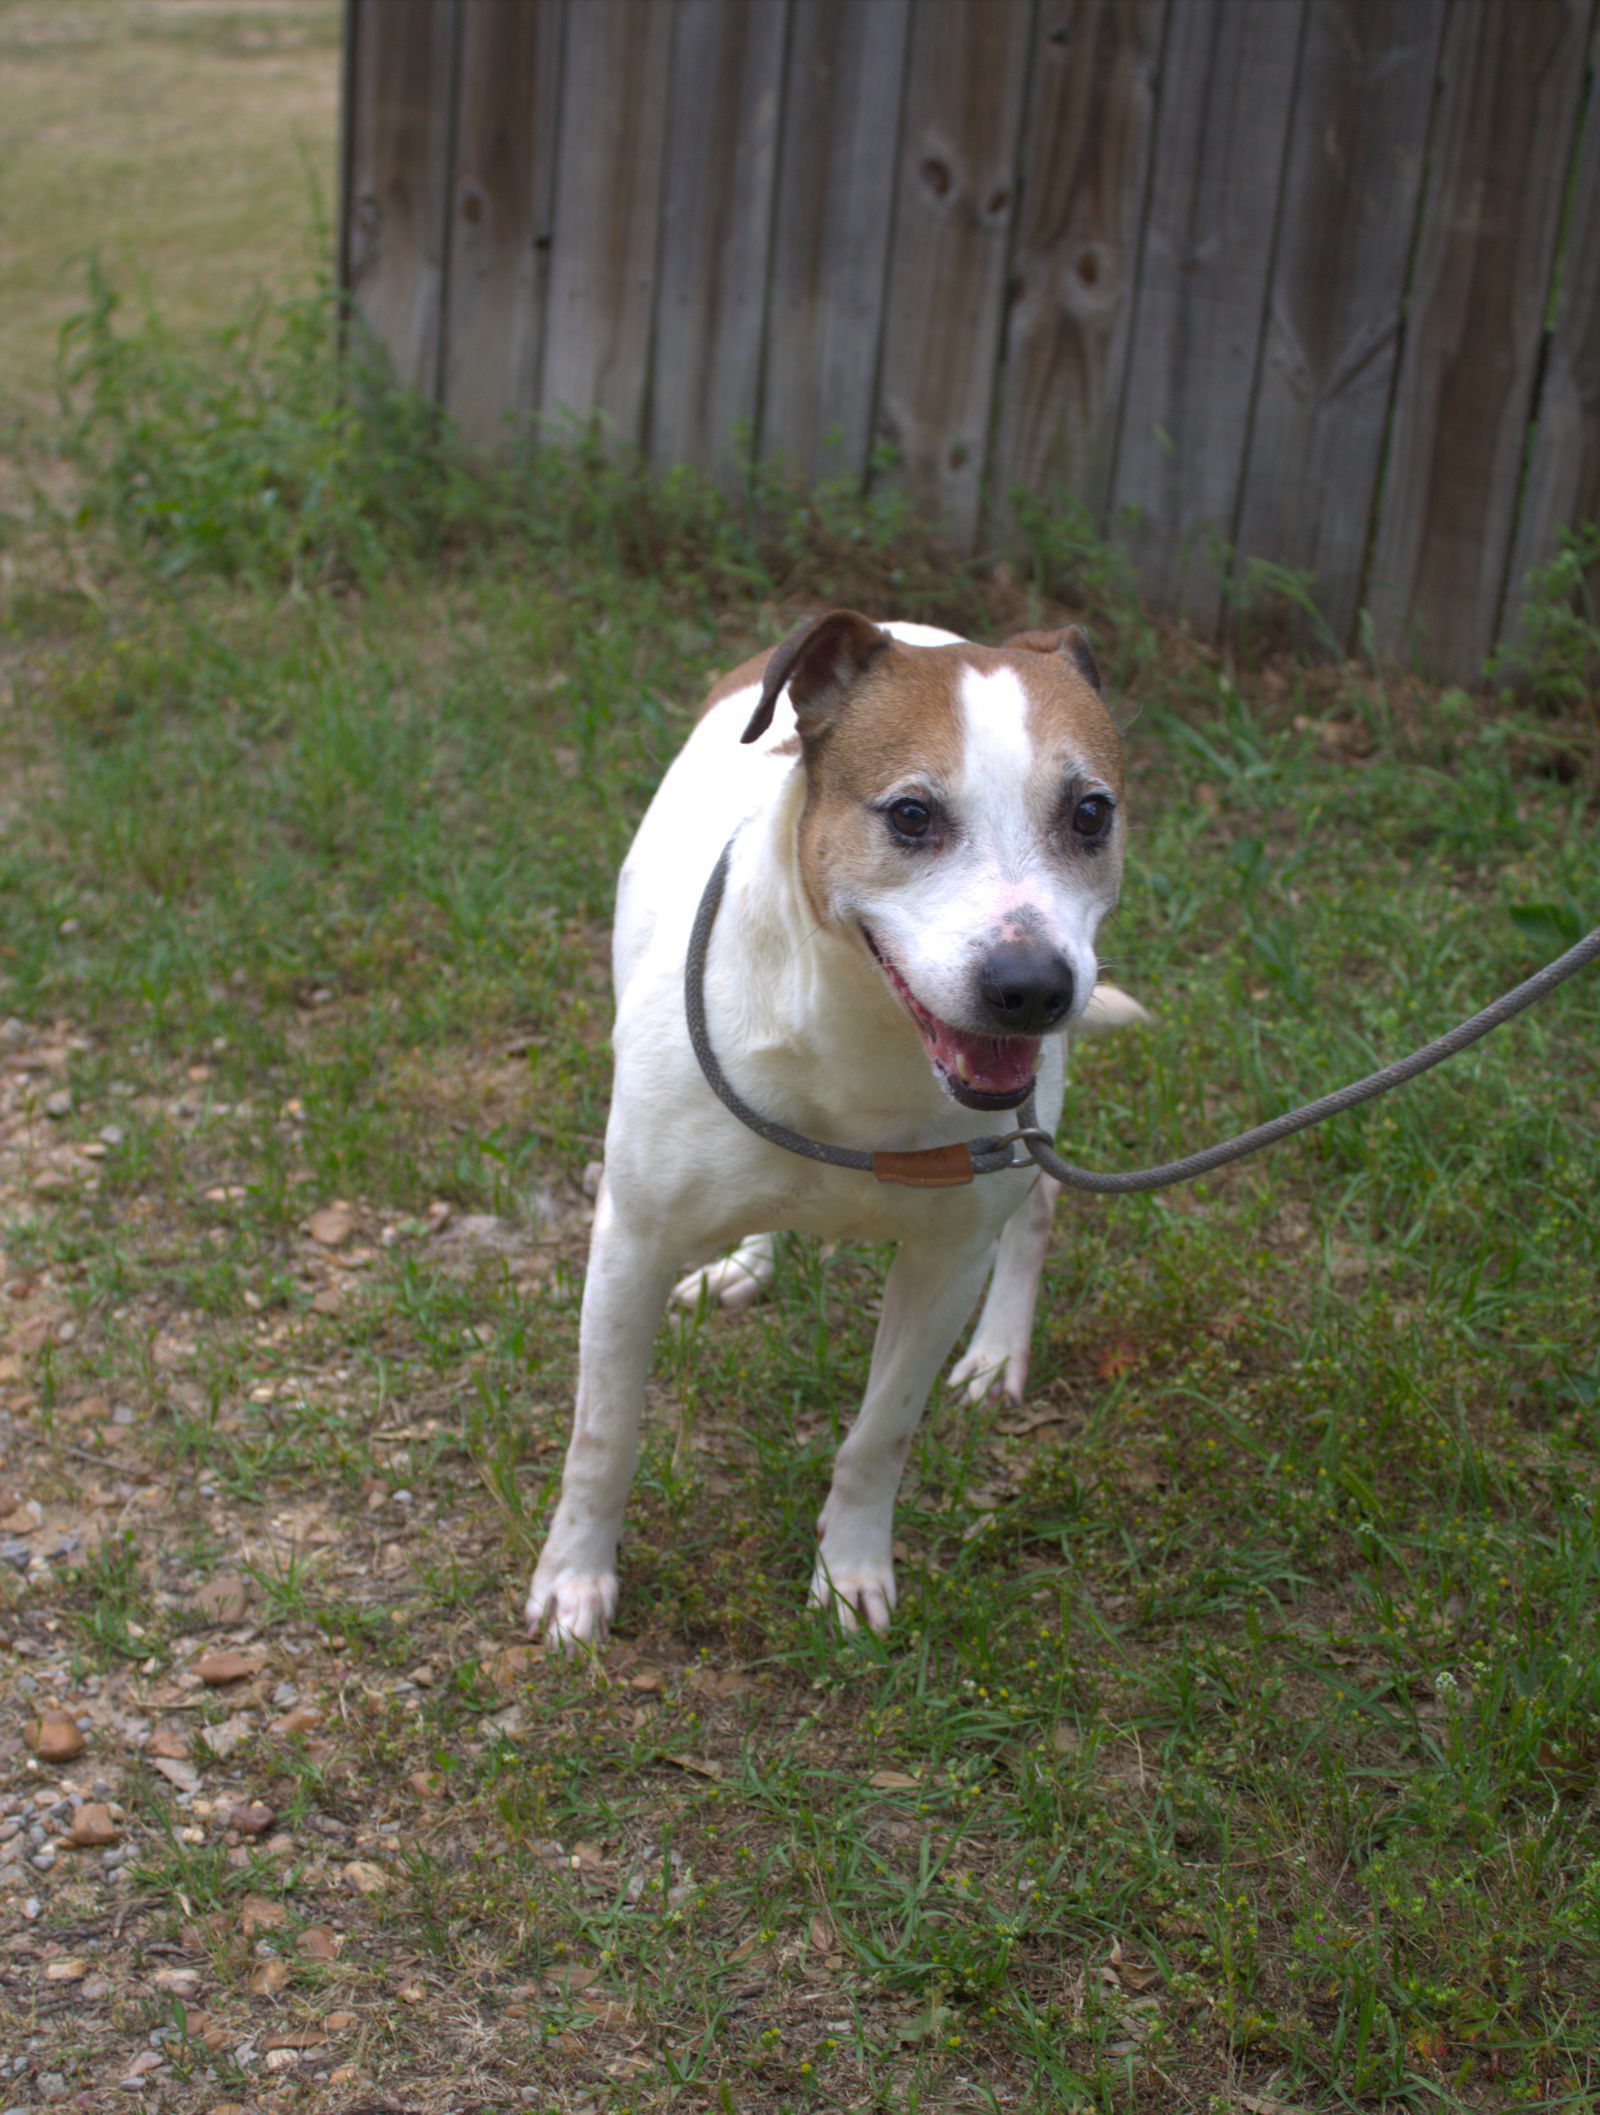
[742,612,1128,1112]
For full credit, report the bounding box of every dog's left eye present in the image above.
[886,799,933,841]
[1069,794,1115,844]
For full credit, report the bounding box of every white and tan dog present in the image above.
[527,613,1143,1647]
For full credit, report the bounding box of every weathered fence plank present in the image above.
[1500,71,1600,649]
[443,0,566,449]
[342,0,459,397]
[760,0,911,485]
[992,0,1165,534]
[874,0,1033,545]
[1230,0,1445,651]
[649,0,789,482]
[342,0,1600,686]
[540,0,676,444]
[1109,0,1306,634]
[1365,0,1594,680]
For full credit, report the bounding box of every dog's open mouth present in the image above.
[862,929,1039,1111]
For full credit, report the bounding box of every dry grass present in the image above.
[0,0,340,410]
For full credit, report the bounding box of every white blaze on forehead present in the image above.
[956,664,1044,877]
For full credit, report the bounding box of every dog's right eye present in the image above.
[885,799,933,841]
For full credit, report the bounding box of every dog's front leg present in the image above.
[948,1173,1059,1403]
[526,1191,679,1649]
[813,1232,996,1634]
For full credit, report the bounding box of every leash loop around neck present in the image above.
[685,838,1024,1186]
[685,833,1600,1197]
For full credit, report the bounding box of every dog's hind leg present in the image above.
[812,1232,995,1634]
[527,1190,680,1649]
[948,1174,1058,1405]
[671,1232,777,1314]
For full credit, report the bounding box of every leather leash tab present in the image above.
[872,1143,976,1188]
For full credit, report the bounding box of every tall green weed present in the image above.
[1492,522,1600,718]
[55,261,987,622]
[58,258,476,588]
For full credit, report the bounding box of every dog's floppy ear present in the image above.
[741,611,890,744]
[1002,623,1102,693]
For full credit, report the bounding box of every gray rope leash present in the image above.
[685,833,1600,1195]
[1018,921,1600,1194]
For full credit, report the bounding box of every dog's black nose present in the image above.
[978,945,1076,1034]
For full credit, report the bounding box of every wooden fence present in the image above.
[340,0,1600,682]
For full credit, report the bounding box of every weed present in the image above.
[1493,521,1600,717]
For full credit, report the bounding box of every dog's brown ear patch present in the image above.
[1002,623,1101,693]
[741,611,889,743]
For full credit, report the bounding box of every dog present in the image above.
[527,613,1143,1647]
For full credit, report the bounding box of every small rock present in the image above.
[247,1959,289,1997]
[324,2010,357,2032]
[26,1712,84,1763]
[307,1205,355,1247]
[44,1956,87,1981]
[151,1967,201,1999]
[194,1650,260,1686]
[70,1802,119,1847]
[228,1804,275,1838]
[268,1705,320,1737]
[342,1860,387,1896]
[37,2076,70,2104]
[147,1755,200,1794]
[31,1844,57,1872]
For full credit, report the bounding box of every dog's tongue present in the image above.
[923,1020,1040,1098]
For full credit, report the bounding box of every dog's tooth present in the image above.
[955,1053,971,1083]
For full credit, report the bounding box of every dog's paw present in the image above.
[948,1339,1029,1405]
[672,1234,776,1315]
[808,1554,896,1637]
[526,1569,616,1652]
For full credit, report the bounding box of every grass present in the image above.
[0,0,340,411]
[1,30,1599,2110]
